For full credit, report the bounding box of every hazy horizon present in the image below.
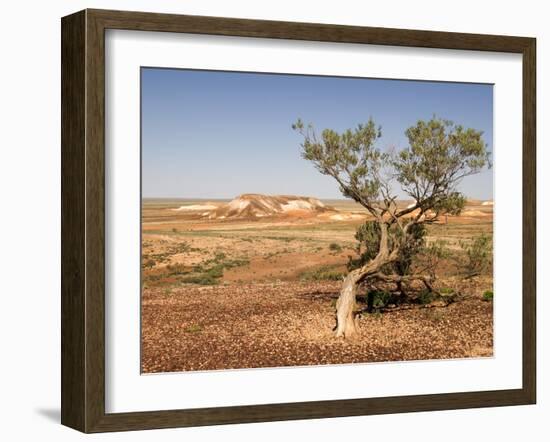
[141,195,494,201]
[142,68,494,200]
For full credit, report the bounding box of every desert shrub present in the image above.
[329,242,342,252]
[367,289,391,310]
[265,236,294,242]
[184,324,202,333]
[192,264,205,273]
[181,274,219,285]
[415,239,449,279]
[172,241,193,254]
[206,264,224,279]
[439,287,455,295]
[182,256,249,286]
[418,289,436,305]
[394,223,427,275]
[223,258,250,269]
[482,290,494,302]
[214,251,226,261]
[357,289,392,313]
[347,221,381,271]
[301,265,345,281]
[144,273,162,282]
[458,233,493,278]
[166,263,188,275]
[347,221,426,276]
[143,259,156,269]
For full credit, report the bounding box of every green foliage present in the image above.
[415,239,450,278]
[142,241,199,269]
[359,290,393,314]
[293,118,385,205]
[439,287,455,295]
[347,221,426,276]
[418,289,436,305]
[166,263,188,275]
[394,223,427,276]
[482,290,494,302]
[293,116,490,219]
[431,192,466,216]
[293,116,490,288]
[143,258,156,269]
[393,118,490,212]
[184,324,203,333]
[300,265,345,281]
[213,251,226,261]
[458,233,493,278]
[180,264,223,285]
[367,289,392,309]
[347,221,380,270]
[328,242,343,252]
[184,254,250,285]
[154,253,250,286]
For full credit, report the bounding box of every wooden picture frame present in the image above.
[61,8,536,433]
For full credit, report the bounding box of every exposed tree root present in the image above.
[369,272,438,294]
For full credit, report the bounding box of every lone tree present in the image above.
[293,117,490,338]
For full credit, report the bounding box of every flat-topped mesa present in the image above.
[210,194,336,219]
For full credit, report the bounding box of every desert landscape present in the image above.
[141,194,493,373]
[140,69,494,374]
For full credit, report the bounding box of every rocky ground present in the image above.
[141,280,493,373]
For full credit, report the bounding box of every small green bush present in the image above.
[439,287,455,295]
[181,274,219,285]
[166,263,189,276]
[184,324,202,333]
[143,259,156,269]
[369,290,391,309]
[179,254,250,286]
[214,251,226,261]
[300,266,345,281]
[482,290,494,302]
[347,221,426,276]
[223,258,250,269]
[458,233,493,278]
[418,290,436,305]
[329,242,342,252]
[206,264,224,279]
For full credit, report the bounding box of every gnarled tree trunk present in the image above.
[334,270,361,338]
[334,221,394,338]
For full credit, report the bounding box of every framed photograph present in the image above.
[61,9,536,433]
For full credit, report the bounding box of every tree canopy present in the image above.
[292,116,490,228]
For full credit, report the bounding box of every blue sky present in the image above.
[141,68,493,200]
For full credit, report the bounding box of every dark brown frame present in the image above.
[61,8,536,433]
